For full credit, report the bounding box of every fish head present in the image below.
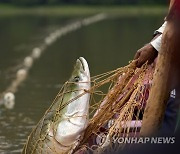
[68,57,90,89]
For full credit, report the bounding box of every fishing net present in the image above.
[73,60,155,154]
[23,60,155,154]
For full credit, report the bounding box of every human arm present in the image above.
[134,21,167,67]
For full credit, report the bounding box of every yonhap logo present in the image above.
[96,133,107,146]
[96,134,175,146]
[112,136,175,144]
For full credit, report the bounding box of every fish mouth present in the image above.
[78,57,88,72]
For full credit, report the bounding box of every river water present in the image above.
[0,13,164,153]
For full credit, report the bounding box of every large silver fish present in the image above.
[23,57,91,154]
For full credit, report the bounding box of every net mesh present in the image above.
[23,60,155,154]
[73,60,155,153]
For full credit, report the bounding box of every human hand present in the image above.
[134,43,158,67]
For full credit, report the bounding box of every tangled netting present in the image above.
[73,60,155,154]
[23,60,155,154]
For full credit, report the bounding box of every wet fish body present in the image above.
[23,57,90,154]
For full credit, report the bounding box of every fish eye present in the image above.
[74,76,80,82]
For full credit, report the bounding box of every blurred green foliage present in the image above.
[0,0,168,6]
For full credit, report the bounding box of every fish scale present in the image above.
[23,57,90,154]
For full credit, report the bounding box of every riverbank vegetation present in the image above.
[0,4,167,17]
[0,0,168,6]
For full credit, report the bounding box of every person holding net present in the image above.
[134,20,179,134]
